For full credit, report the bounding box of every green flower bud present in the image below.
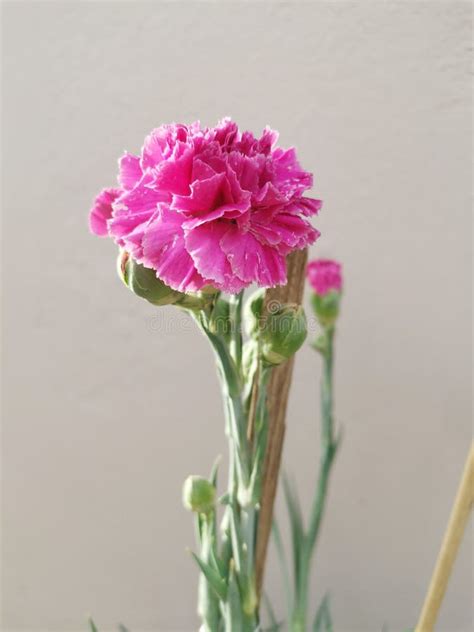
[261,303,307,365]
[117,251,214,311]
[243,288,265,337]
[311,290,341,328]
[118,251,182,306]
[182,475,216,515]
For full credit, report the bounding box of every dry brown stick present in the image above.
[416,444,474,631]
[255,248,308,596]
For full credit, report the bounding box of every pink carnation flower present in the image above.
[307,259,342,295]
[89,118,321,294]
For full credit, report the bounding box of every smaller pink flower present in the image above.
[307,259,342,295]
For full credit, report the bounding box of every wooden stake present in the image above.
[416,444,474,631]
[255,249,308,596]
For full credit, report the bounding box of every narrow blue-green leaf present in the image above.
[117,625,130,632]
[229,503,245,574]
[271,520,292,617]
[313,594,332,632]
[210,455,221,488]
[263,593,283,632]
[190,551,227,601]
[209,542,227,579]
[282,472,304,584]
[88,618,99,632]
[262,624,284,632]
[224,561,244,631]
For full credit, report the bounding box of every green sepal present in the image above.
[311,333,329,355]
[311,291,340,327]
[190,551,228,601]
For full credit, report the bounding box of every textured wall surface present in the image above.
[2,2,472,631]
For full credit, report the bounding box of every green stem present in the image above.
[191,301,269,629]
[229,291,244,371]
[292,327,338,630]
[197,516,221,631]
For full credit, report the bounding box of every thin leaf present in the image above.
[271,520,292,617]
[190,551,227,601]
[209,542,227,580]
[228,503,244,574]
[263,593,283,632]
[88,618,99,632]
[224,560,244,631]
[117,625,130,632]
[210,455,221,488]
[282,472,305,585]
[262,624,284,632]
[313,594,332,632]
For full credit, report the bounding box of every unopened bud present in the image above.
[307,259,343,327]
[117,251,214,311]
[311,291,341,328]
[118,251,182,306]
[182,475,216,515]
[261,304,307,365]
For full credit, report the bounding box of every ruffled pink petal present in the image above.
[184,221,246,293]
[140,205,206,293]
[192,158,218,182]
[109,210,155,238]
[154,147,193,195]
[118,217,153,259]
[271,147,313,196]
[118,153,142,190]
[286,197,322,217]
[89,188,121,236]
[114,173,169,214]
[171,173,227,214]
[227,152,264,193]
[307,259,343,295]
[220,225,287,287]
[254,182,289,208]
[141,127,170,170]
[256,126,279,154]
[252,211,320,251]
[207,117,239,148]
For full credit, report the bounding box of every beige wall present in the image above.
[2,2,472,631]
